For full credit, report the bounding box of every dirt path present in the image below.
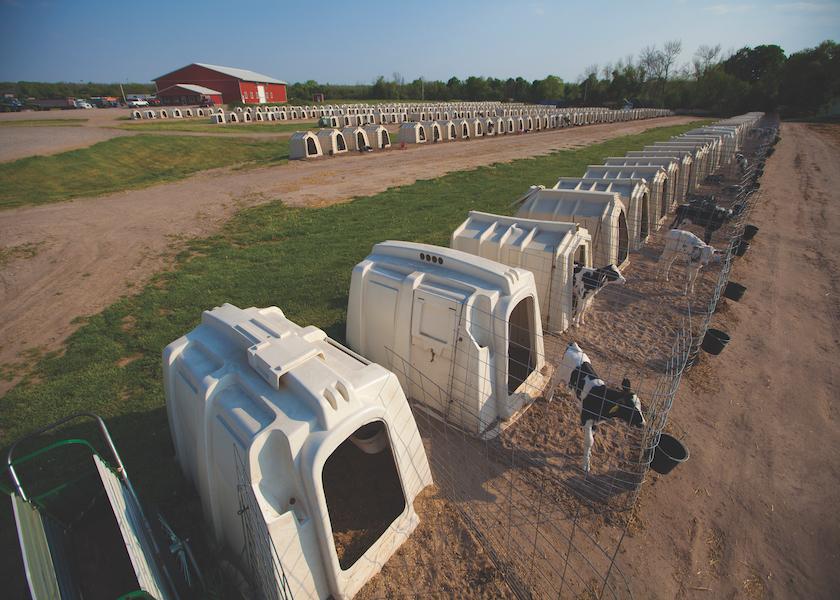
[623,123,840,599]
[0,125,134,162]
[0,117,694,388]
[0,108,309,162]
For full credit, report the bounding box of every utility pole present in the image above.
[421,77,424,101]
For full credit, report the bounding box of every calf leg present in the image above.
[659,252,677,281]
[582,420,595,473]
[579,298,591,326]
[572,290,585,327]
[686,263,702,295]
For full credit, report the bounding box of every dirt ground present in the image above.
[0,125,134,162]
[0,108,136,162]
[0,116,694,390]
[0,107,304,162]
[618,123,840,599]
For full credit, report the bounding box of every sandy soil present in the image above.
[0,107,137,162]
[619,123,840,600]
[0,125,134,162]
[0,108,306,162]
[0,117,694,389]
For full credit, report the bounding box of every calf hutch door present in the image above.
[507,295,537,394]
[409,287,465,417]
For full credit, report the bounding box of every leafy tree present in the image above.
[530,75,565,103]
[779,40,840,116]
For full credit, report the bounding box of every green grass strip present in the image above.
[0,134,288,209]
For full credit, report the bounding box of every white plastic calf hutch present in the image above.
[453,119,471,139]
[439,120,458,141]
[346,241,552,439]
[516,187,630,268]
[398,122,427,144]
[164,303,432,600]
[583,165,669,226]
[554,177,652,250]
[421,121,444,143]
[290,131,323,159]
[603,157,684,207]
[451,211,592,333]
[341,126,371,151]
[317,129,348,156]
[364,124,391,149]
[627,150,695,195]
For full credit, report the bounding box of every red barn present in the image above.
[153,63,287,106]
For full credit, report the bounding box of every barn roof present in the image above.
[163,83,222,95]
[154,63,286,85]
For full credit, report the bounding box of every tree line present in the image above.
[1,81,156,100]
[288,39,838,118]
[3,39,836,117]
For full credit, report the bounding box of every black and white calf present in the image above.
[571,263,626,327]
[736,152,748,174]
[556,342,645,473]
[670,199,738,244]
[658,229,719,294]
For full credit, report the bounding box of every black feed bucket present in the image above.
[723,281,747,301]
[702,328,730,355]
[742,224,759,241]
[650,434,690,475]
[735,240,750,257]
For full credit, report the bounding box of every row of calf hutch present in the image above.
[162,114,760,599]
[291,108,672,159]
[133,100,672,128]
[289,126,392,159]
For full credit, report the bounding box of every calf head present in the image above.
[598,264,626,286]
[609,378,645,427]
[695,245,717,265]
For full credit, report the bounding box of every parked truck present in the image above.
[29,97,79,110]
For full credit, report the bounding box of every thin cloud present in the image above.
[704,3,755,15]
[773,2,840,12]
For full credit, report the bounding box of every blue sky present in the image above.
[1,0,838,84]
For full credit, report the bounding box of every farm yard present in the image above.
[1,92,839,600]
[0,113,697,375]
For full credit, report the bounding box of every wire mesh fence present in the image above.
[235,446,295,600]
[356,113,773,599]
[225,112,774,599]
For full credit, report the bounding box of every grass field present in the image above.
[118,119,320,134]
[0,118,88,127]
[0,120,708,594]
[0,134,288,209]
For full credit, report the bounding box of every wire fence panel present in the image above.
[229,113,775,600]
[235,447,294,600]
